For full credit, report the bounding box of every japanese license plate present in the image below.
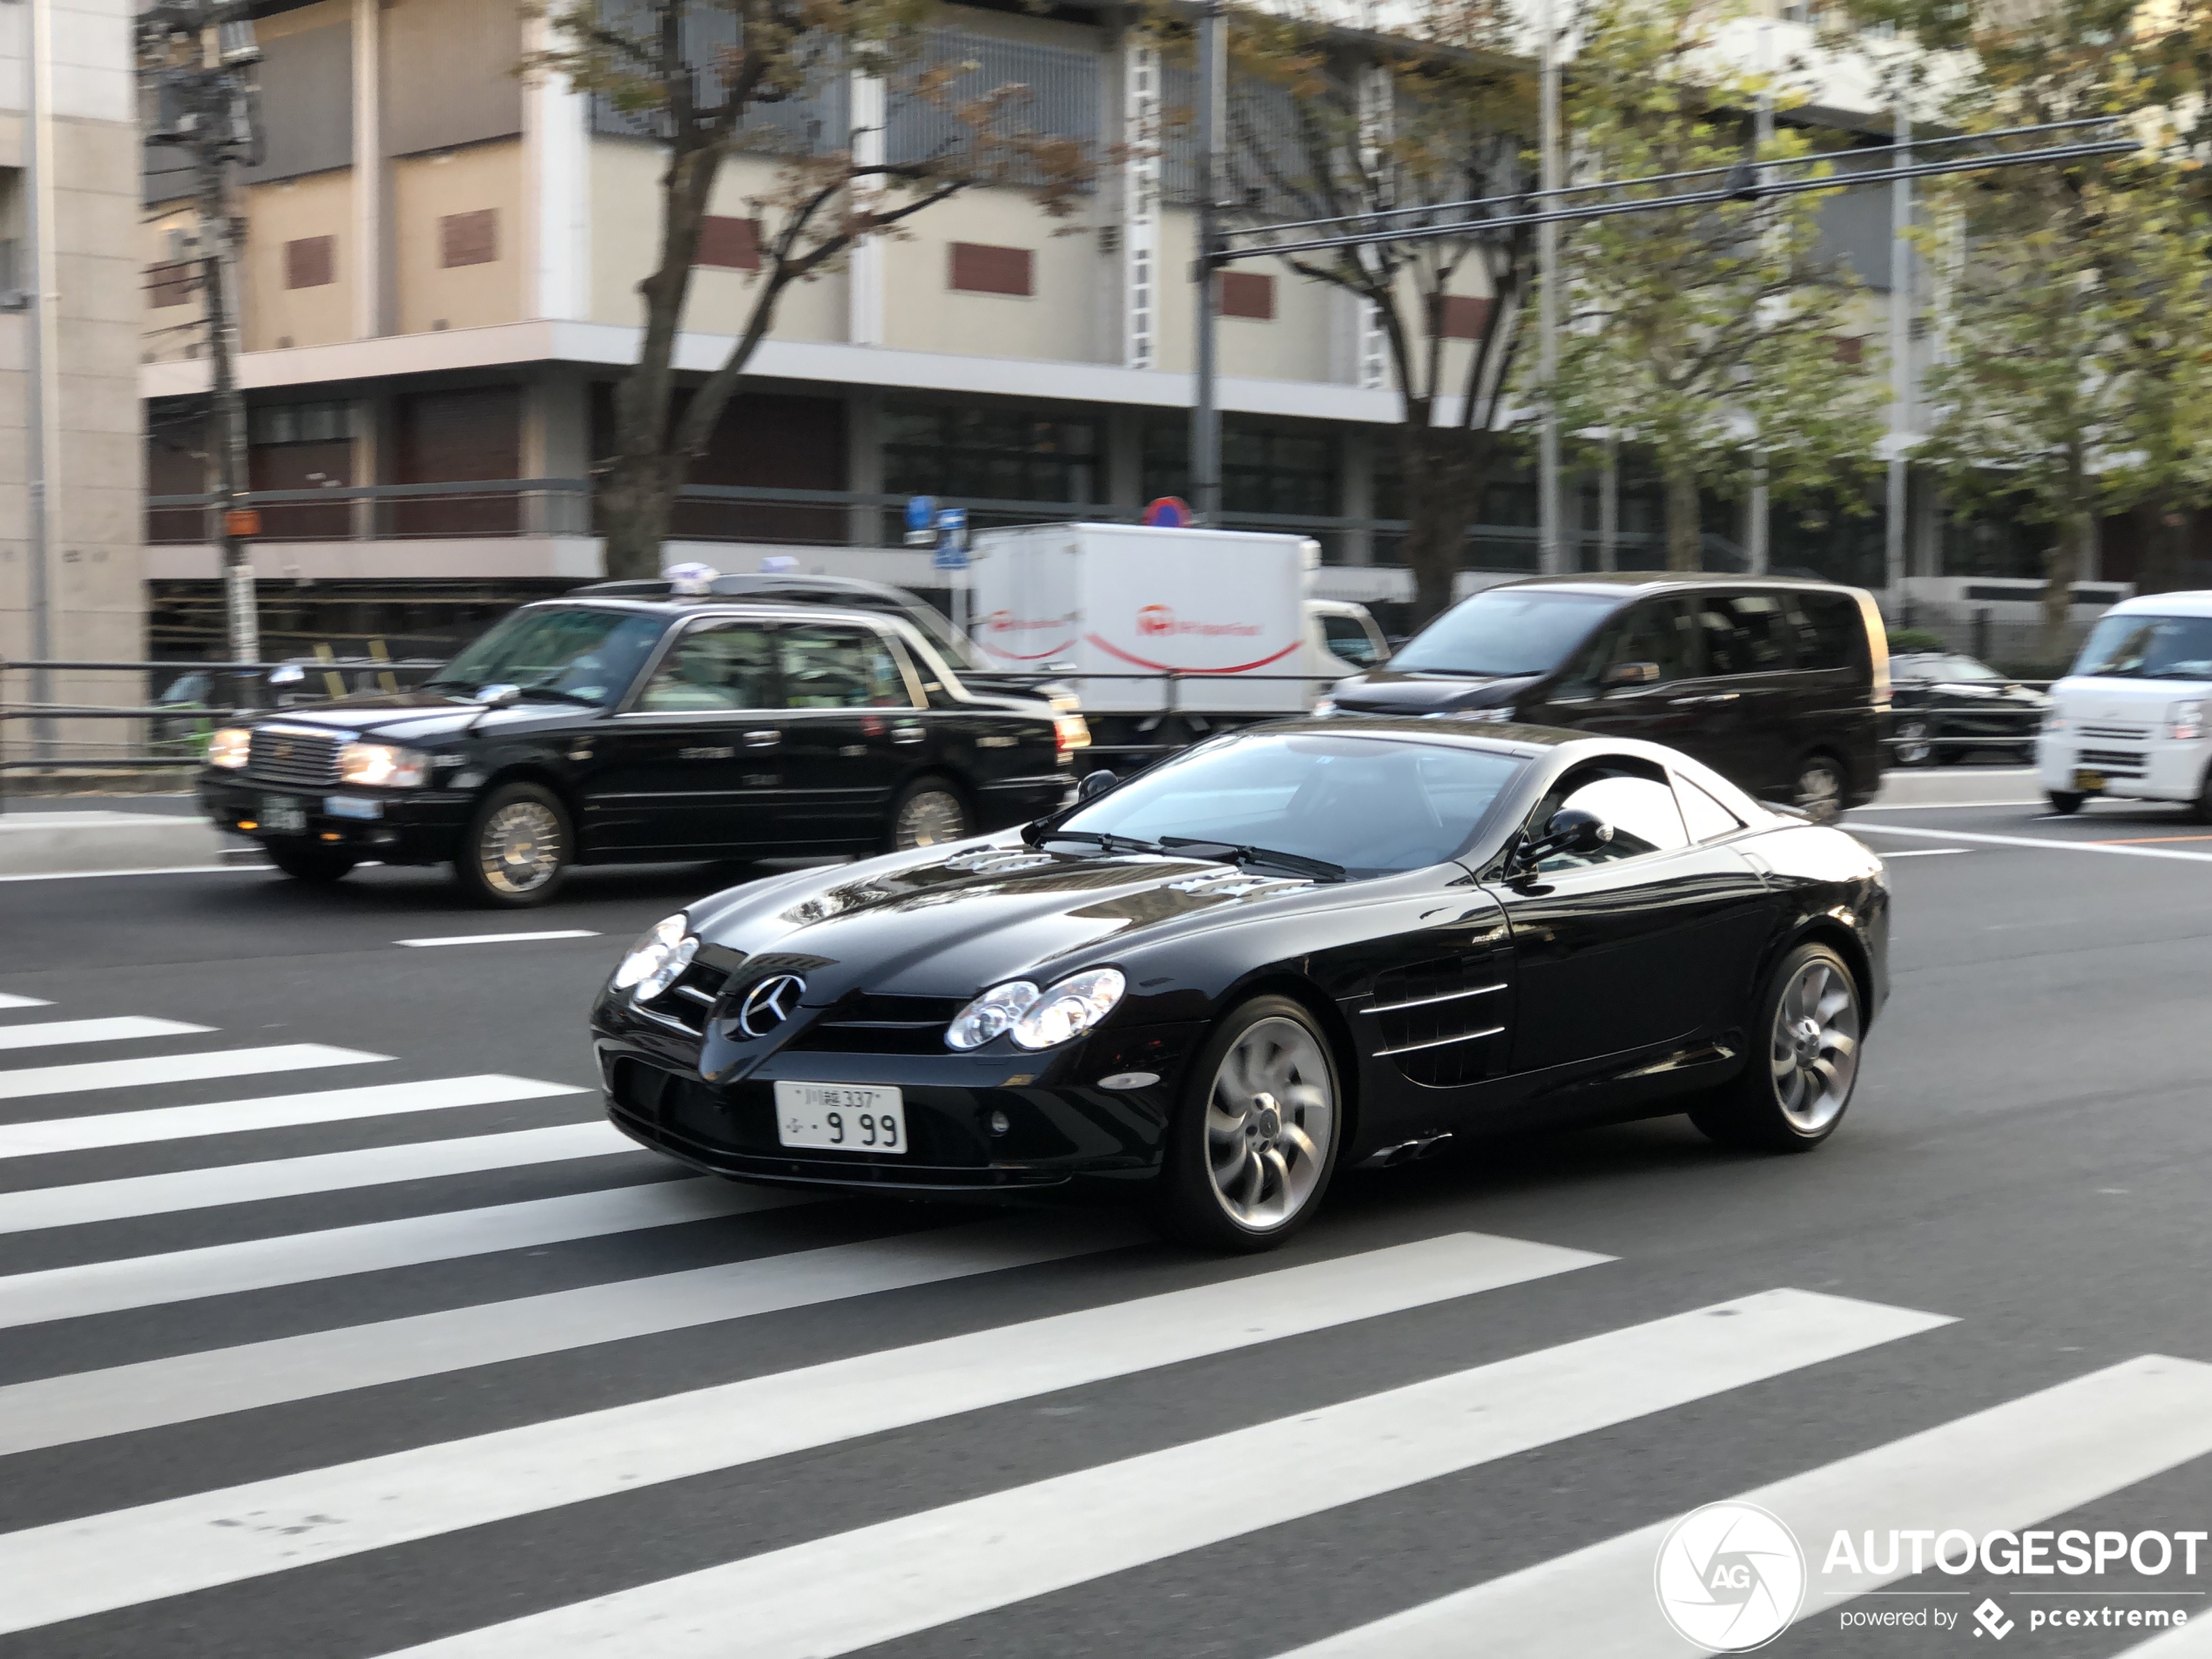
[774,1082,907,1154]
[261,795,307,834]
[2073,768,2106,793]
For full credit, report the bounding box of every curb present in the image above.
[0,813,265,877]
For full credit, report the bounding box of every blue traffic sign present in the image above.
[933,508,970,570]
[904,496,937,533]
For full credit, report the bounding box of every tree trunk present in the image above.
[1399,425,1491,625]
[2039,511,2086,671]
[1663,462,1702,571]
[598,454,687,580]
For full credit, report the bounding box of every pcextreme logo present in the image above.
[1653,1501,1808,1652]
[1132,604,1262,638]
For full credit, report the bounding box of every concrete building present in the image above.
[136,0,2062,662]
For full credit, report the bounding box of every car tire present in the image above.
[265,840,358,884]
[1153,995,1343,1252]
[1689,941,1862,1154]
[2046,791,2085,815]
[887,776,972,852]
[1793,754,1847,823]
[453,781,572,907]
[1891,718,1935,768]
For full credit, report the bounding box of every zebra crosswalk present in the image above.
[0,988,2205,1657]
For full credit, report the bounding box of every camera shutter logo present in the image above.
[1652,1501,1806,1652]
[738,974,806,1037]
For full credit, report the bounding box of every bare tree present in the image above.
[530,0,1093,577]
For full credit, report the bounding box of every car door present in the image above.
[774,620,922,846]
[1675,591,1800,794]
[1489,759,1776,1077]
[1531,597,1701,745]
[589,617,787,854]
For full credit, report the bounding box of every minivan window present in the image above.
[1392,588,1617,677]
[1558,599,1694,697]
[1791,593,1865,671]
[2070,614,2212,681]
[1698,595,1792,676]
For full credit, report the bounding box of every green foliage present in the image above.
[1886,627,1947,652]
[1537,0,1886,567]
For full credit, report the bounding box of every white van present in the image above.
[2039,590,2212,814]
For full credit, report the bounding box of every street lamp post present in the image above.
[1536,0,1564,575]
[1190,0,1226,527]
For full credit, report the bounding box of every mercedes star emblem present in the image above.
[737,974,806,1038]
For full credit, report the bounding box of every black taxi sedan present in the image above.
[198,597,1084,904]
[591,718,1888,1250]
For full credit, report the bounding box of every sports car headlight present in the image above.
[945,981,1040,1050]
[207,727,252,769]
[612,914,697,1001]
[339,740,432,788]
[1010,968,1126,1051]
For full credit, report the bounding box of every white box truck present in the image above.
[968,524,1357,746]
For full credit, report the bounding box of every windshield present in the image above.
[1391,588,1618,677]
[1905,655,2003,682]
[2070,615,2212,683]
[1056,733,1527,876]
[431,607,667,706]
[901,601,985,672]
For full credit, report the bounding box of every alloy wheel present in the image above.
[1892,718,1933,766]
[1796,759,1844,821]
[1770,957,1859,1133]
[894,788,968,849]
[1204,1016,1335,1231]
[479,799,563,895]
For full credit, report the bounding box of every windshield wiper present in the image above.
[1035,829,1170,856]
[1159,837,1346,880]
[512,685,601,706]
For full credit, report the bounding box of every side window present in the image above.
[1557,602,1692,698]
[636,621,779,711]
[1527,762,1689,870]
[1698,594,1792,676]
[1322,614,1381,667]
[779,625,915,709]
[1676,775,1746,841]
[1792,592,1866,671]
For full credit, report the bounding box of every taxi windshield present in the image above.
[1055,732,1527,876]
[428,607,667,706]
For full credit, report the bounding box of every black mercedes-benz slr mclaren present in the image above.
[590,717,1889,1251]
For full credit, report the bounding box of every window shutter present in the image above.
[440,209,498,268]
[948,243,1034,296]
[696,216,763,271]
[1217,271,1275,320]
[1427,294,1494,340]
[285,235,336,289]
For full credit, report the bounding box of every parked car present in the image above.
[1888,651,2047,766]
[199,597,1083,905]
[591,718,1886,1250]
[1319,574,1888,819]
[2039,590,2212,815]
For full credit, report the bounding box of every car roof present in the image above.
[523,595,911,631]
[2107,590,2212,618]
[570,574,924,607]
[1487,572,1871,598]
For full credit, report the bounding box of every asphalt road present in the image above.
[2,799,2210,1659]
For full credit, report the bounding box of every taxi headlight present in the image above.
[945,980,1040,1050]
[208,727,252,769]
[612,914,697,1001]
[1009,968,1126,1051]
[339,740,432,788]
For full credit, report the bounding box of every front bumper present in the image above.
[2036,734,2207,801]
[198,772,472,863]
[591,995,1206,1199]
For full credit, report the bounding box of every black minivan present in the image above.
[1321,574,1889,819]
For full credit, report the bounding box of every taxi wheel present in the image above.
[266,841,358,884]
[1154,995,1342,1253]
[455,782,571,907]
[1793,755,1846,822]
[887,777,971,852]
[1891,718,1935,767]
[2047,791,2085,815]
[1690,942,1861,1153]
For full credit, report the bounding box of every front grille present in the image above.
[2077,748,2145,775]
[789,993,963,1055]
[248,727,343,786]
[642,959,733,1037]
[2079,724,2150,742]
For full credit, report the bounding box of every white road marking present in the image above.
[0,865,265,883]
[0,994,54,1009]
[0,1016,212,1053]
[395,931,601,948]
[0,1215,1149,1457]
[1878,847,1973,858]
[1854,823,2212,864]
[361,1291,1950,1659]
[0,1044,386,1103]
[0,1177,802,1331]
[1280,1354,2212,1658]
[0,1233,1615,1633]
[0,1122,644,1235]
[2115,1598,2212,1654]
[0,1074,589,1159]
[1850,798,2045,811]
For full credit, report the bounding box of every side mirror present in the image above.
[1077,768,1119,801]
[475,683,523,710]
[1602,661,1661,689]
[1547,807,1614,853]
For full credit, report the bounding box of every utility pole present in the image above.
[1190,0,1225,525]
[1885,75,1912,604]
[1536,0,1564,575]
[23,0,56,759]
[138,2,263,675]
[1746,20,1774,575]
